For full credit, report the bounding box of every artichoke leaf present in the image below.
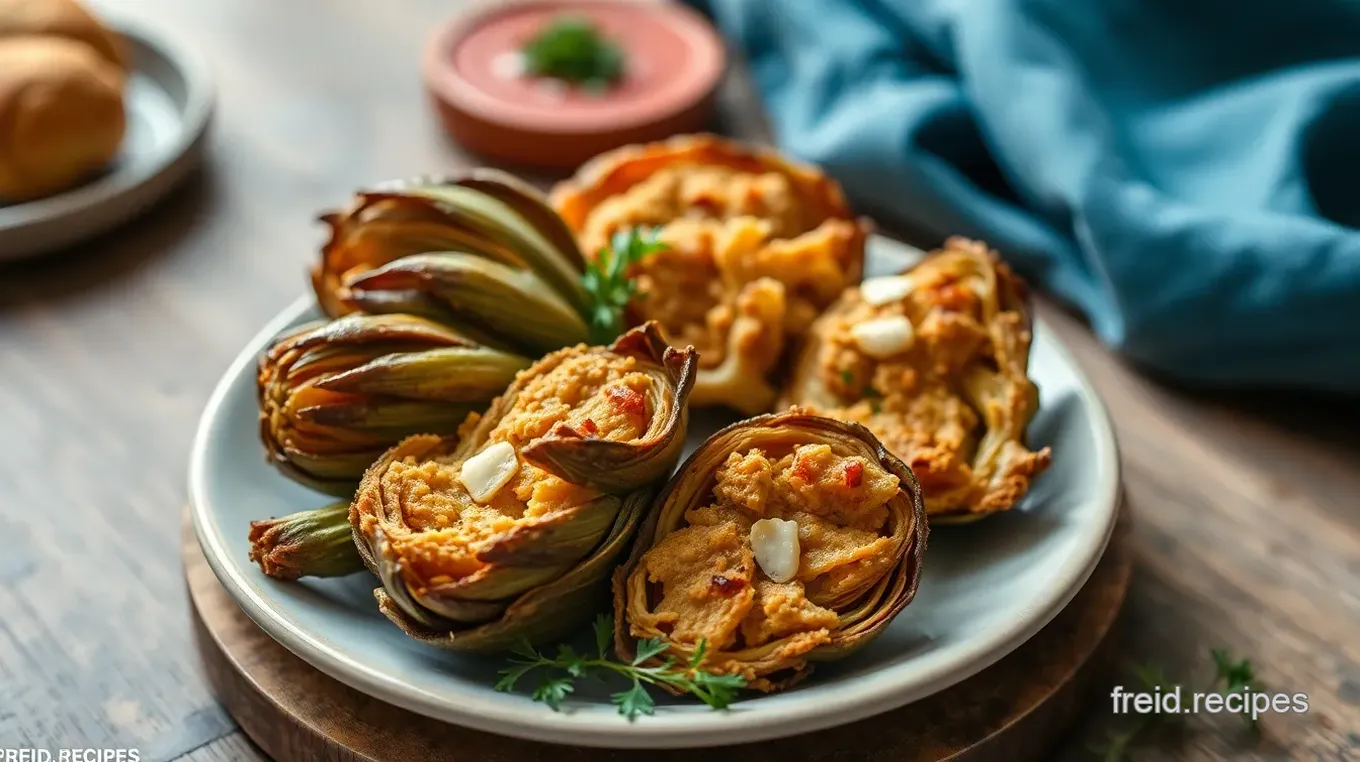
[406,182,590,314]
[375,487,652,653]
[314,346,531,401]
[257,313,483,493]
[313,172,589,321]
[453,169,587,271]
[345,252,589,355]
[293,398,477,432]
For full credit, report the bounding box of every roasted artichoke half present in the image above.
[613,410,927,692]
[258,313,531,495]
[780,237,1053,522]
[351,323,698,652]
[313,170,594,355]
[551,134,870,416]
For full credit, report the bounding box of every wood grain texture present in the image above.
[0,1,1357,761]
[184,504,1130,762]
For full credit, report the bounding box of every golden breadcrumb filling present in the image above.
[804,242,1051,516]
[635,444,899,656]
[575,165,859,395]
[383,352,653,585]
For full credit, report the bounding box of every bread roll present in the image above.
[0,0,127,201]
[0,0,126,68]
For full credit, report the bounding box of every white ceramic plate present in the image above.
[189,235,1120,749]
[0,17,214,261]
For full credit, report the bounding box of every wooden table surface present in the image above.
[1,1,1357,760]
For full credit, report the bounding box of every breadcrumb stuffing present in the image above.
[386,351,655,586]
[635,444,900,654]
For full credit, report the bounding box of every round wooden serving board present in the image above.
[185,498,1130,762]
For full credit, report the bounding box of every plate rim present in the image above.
[188,236,1122,749]
[0,15,215,260]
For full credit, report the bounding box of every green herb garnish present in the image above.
[582,227,667,344]
[1211,648,1259,733]
[496,614,746,720]
[521,14,625,89]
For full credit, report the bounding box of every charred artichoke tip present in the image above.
[247,501,366,581]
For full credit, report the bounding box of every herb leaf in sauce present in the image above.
[521,14,625,89]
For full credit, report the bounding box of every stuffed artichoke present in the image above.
[351,322,697,652]
[313,170,594,355]
[613,410,927,692]
[780,238,1052,522]
[258,313,531,495]
[551,134,870,415]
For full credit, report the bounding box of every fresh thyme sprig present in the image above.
[495,614,746,720]
[581,227,667,344]
[1093,648,1260,761]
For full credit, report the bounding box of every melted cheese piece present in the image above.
[750,517,800,583]
[850,316,915,359]
[458,441,520,504]
[859,275,915,306]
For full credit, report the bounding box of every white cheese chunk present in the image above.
[749,517,801,583]
[859,275,916,306]
[459,441,519,504]
[850,316,916,359]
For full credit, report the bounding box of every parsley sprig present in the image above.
[581,227,667,344]
[495,614,746,720]
[521,14,625,90]
[1094,648,1260,761]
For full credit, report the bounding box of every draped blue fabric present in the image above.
[690,0,1360,390]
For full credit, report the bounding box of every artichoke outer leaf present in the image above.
[313,346,531,402]
[476,494,624,567]
[344,252,590,355]
[373,486,653,653]
[403,182,591,314]
[453,168,588,272]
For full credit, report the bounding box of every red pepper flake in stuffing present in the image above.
[710,574,747,596]
[844,461,864,488]
[930,283,975,312]
[606,384,646,417]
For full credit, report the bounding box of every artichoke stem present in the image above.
[248,501,366,580]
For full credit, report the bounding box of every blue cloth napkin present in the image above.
[690,0,1360,392]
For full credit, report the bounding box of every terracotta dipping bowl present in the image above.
[423,0,726,169]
